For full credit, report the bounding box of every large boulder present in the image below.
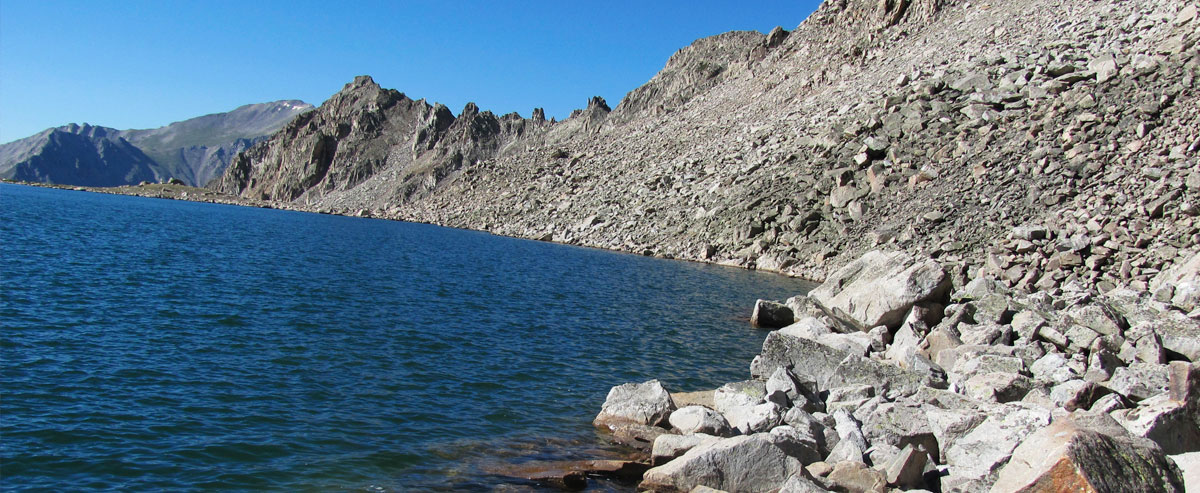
[1150,311,1200,362]
[779,474,830,492]
[594,380,676,429]
[992,414,1185,492]
[652,433,722,466]
[668,405,733,436]
[943,403,1052,489]
[752,299,795,328]
[714,380,782,435]
[769,425,824,465]
[925,407,988,463]
[859,399,939,459]
[751,332,941,396]
[640,434,805,492]
[808,250,951,329]
[1112,395,1200,455]
[1106,363,1170,402]
[1150,252,1200,312]
[1171,452,1200,492]
[826,460,887,492]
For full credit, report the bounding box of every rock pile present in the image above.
[591,250,1197,492]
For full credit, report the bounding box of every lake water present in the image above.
[0,183,813,491]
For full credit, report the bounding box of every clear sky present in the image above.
[0,1,819,144]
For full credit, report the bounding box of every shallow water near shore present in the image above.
[1,183,813,491]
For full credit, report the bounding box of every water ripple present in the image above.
[0,183,813,491]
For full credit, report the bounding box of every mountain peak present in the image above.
[2,100,312,187]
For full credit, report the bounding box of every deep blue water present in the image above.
[0,183,812,491]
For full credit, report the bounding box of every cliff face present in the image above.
[213,0,1199,295]
[211,76,557,205]
[0,101,312,187]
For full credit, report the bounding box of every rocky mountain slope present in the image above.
[0,100,312,187]
[211,78,550,204]
[211,0,1198,301]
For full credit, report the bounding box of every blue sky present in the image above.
[0,1,818,144]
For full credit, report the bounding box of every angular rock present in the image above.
[713,380,767,411]
[1066,302,1128,336]
[1030,352,1083,384]
[925,407,987,463]
[827,384,875,413]
[886,318,924,364]
[752,299,795,328]
[779,474,829,493]
[713,380,782,434]
[725,402,784,435]
[779,316,834,340]
[1149,312,1200,362]
[944,403,1052,486]
[921,325,965,363]
[1112,395,1200,455]
[993,414,1185,492]
[1089,54,1120,83]
[1089,392,1129,414]
[860,400,938,459]
[668,405,733,436]
[808,250,951,329]
[1151,252,1200,312]
[826,460,886,493]
[752,332,940,396]
[827,408,869,464]
[1168,361,1200,407]
[652,432,721,466]
[1107,363,1170,402]
[594,380,676,429]
[766,366,804,402]
[640,434,805,493]
[810,331,873,356]
[964,372,1034,403]
[768,425,824,465]
[1171,452,1200,492]
[885,444,929,489]
[782,408,828,452]
[1011,310,1049,342]
[1049,379,1105,411]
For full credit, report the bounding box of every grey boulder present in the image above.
[752,299,795,328]
[807,250,951,329]
[594,380,676,429]
[640,434,805,493]
[668,405,733,436]
[992,414,1185,492]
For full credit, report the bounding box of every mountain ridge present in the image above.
[0,100,313,187]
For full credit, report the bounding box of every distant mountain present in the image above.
[0,124,161,187]
[0,100,313,187]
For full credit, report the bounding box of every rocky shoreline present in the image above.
[8,0,1199,489]
[584,248,1199,492]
